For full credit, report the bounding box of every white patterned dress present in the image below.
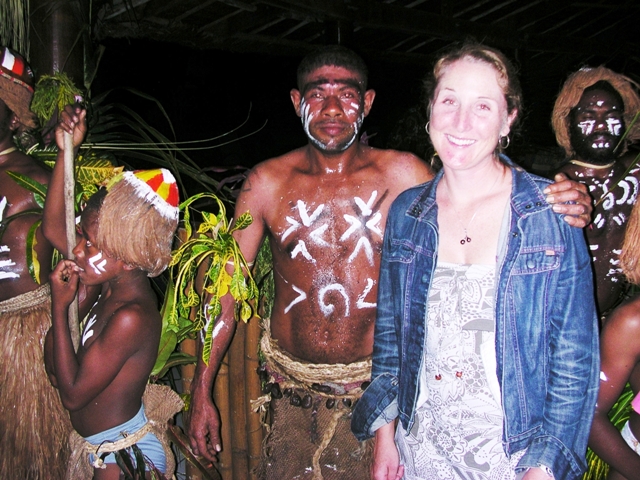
[396,262,524,480]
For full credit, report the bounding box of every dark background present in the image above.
[93,36,639,176]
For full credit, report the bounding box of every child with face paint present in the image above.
[42,106,182,480]
[589,199,640,480]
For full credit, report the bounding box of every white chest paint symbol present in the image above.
[82,314,98,346]
[88,252,107,275]
[340,191,382,266]
[356,278,377,309]
[0,197,19,280]
[282,201,327,262]
[284,285,307,314]
[319,283,350,317]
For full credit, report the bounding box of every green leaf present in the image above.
[201,311,218,365]
[6,171,48,198]
[75,156,121,186]
[233,211,253,231]
[151,329,177,377]
[240,301,253,322]
[26,220,42,284]
[155,352,197,379]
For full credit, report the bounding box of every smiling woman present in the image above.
[351,42,600,480]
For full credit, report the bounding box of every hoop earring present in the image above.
[425,121,430,134]
[430,151,440,169]
[499,135,510,149]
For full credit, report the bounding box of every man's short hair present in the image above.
[297,45,368,91]
[552,66,640,158]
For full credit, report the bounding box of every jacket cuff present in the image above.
[517,435,585,480]
[351,373,398,441]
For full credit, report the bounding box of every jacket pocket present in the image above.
[388,239,419,263]
[511,248,562,275]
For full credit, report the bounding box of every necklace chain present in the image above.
[446,169,503,245]
[569,159,615,170]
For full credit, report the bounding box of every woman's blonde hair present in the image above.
[423,42,522,170]
[552,66,640,158]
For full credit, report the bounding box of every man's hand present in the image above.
[188,391,223,463]
[49,259,81,309]
[544,173,592,228]
[55,105,87,151]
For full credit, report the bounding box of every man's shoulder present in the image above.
[248,147,307,183]
[364,147,434,184]
[104,297,161,345]
[0,151,50,184]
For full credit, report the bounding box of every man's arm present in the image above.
[544,173,592,228]
[42,105,86,254]
[588,298,640,479]
[48,260,147,410]
[188,166,269,461]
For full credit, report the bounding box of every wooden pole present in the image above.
[63,132,80,350]
[213,352,233,479]
[229,321,249,479]
[244,317,263,479]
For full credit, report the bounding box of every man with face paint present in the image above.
[188,45,593,479]
[552,66,640,318]
[0,46,72,479]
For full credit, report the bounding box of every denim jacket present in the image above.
[351,163,599,480]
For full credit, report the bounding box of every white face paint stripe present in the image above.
[88,252,107,275]
[606,118,622,136]
[577,120,595,136]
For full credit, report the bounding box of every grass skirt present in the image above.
[0,284,72,479]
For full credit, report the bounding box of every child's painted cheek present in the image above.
[88,251,107,275]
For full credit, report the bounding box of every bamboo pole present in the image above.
[213,352,233,479]
[180,338,203,480]
[229,321,249,479]
[244,316,263,479]
[63,131,80,350]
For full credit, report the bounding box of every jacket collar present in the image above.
[406,155,550,221]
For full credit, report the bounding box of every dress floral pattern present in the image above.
[396,262,523,480]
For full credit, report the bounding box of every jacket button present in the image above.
[535,201,542,206]
[527,260,535,269]
[525,204,532,209]
[512,232,518,237]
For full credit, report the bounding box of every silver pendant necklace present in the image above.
[446,169,502,245]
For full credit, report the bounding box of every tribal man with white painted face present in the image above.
[0,47,73,480]
[188,46,593,480]
[553,67,640,318]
